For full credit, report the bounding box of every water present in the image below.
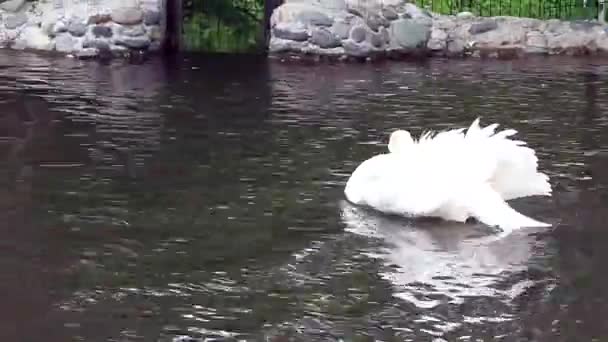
[1,51,607,342]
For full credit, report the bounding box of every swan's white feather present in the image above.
[344,118,551,232]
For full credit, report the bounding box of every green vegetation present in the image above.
[183,0,264,53]
[414,0,599,20]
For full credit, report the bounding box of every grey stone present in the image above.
[88,13,112,25]
[343,39,372,57]
[311,27,340,48]
[54,33,77,52]
[366,13,389,31]
[457,11,474,18]
[115,36,151,49]
[83,38,110,51]
[77,48,99,59]
[403,3,431,20]
[53,20,68,34]
[379,26,390,43]
[273,22,308,41]
[268,37,307,53]
[370,31,384,48]
[569,21,600,32]
[381,7,399,20]
[118,25,146,37]
[350,25,367,43]
[296,10,333,26]
[143,10,161,25]
[469,20,498,34]
[447,38,466,55]
[331,20,351,39]
[389,18,431,50]
[525,31,546,48]
[92,25,113,38]
[428,27,447,50]
[0,0,25,12]
[111,7,144,25]
[68,19,88,37]
[4,13,27,29]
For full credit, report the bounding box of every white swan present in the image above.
[344,118,552,232]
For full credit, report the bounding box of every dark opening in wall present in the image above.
[163,0,182,53]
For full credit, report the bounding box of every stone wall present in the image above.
[269,0,608,60]
[0,0,164,58]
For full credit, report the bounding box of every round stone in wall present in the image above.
[143,10,161,25]
[0,0,25,13]
[4,13,27,29]
[68,19,88,37]
[92,25,113,38]
[350,25,367,43]
[115,36,151,49]
[54,33,77,52]
[311,27,341,48]
[111,7,144,25]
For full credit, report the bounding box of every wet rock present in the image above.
[68,18,88,37]
[331,15,364,39]
[0,0,25,12]
[350,25,367,43]
[114,36,151,49]
[83,37,110,51]
[273,22,309,41]
[382,6,399,20]
[118,24,146,37]
[296,9,333,26]
[92,25,113,38]
[53,20,68,35]
[403,3,432,20]
[370,30,385,48]
[88,13,113,25]
[77,48,99,59]
[311,27,341,48]
[111,7,144,25]
[54,33,77,52]
[388,18,431,50]
[269,36,307,53]
[343,39,372,57]
[524,30,547,53]
[5,13,27,29]
[366,13,389,31]
[331,20,352,39]
[143,10,161,25]
[447,37,467,55]
[457,11,474,18]
[428,27,447,51]
[469,20,498,34]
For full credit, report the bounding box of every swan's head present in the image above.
[388,129,414,153]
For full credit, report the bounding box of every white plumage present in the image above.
[344,118,552,232]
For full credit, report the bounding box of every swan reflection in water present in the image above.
[339,200,550,309]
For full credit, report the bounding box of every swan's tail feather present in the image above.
[467,184,551,232]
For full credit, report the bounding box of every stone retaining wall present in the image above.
[0,0,164,59]
[269,0,608,60]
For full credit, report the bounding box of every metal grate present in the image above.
[415,0,600,19]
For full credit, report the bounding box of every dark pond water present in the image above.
[1,51,607,342]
